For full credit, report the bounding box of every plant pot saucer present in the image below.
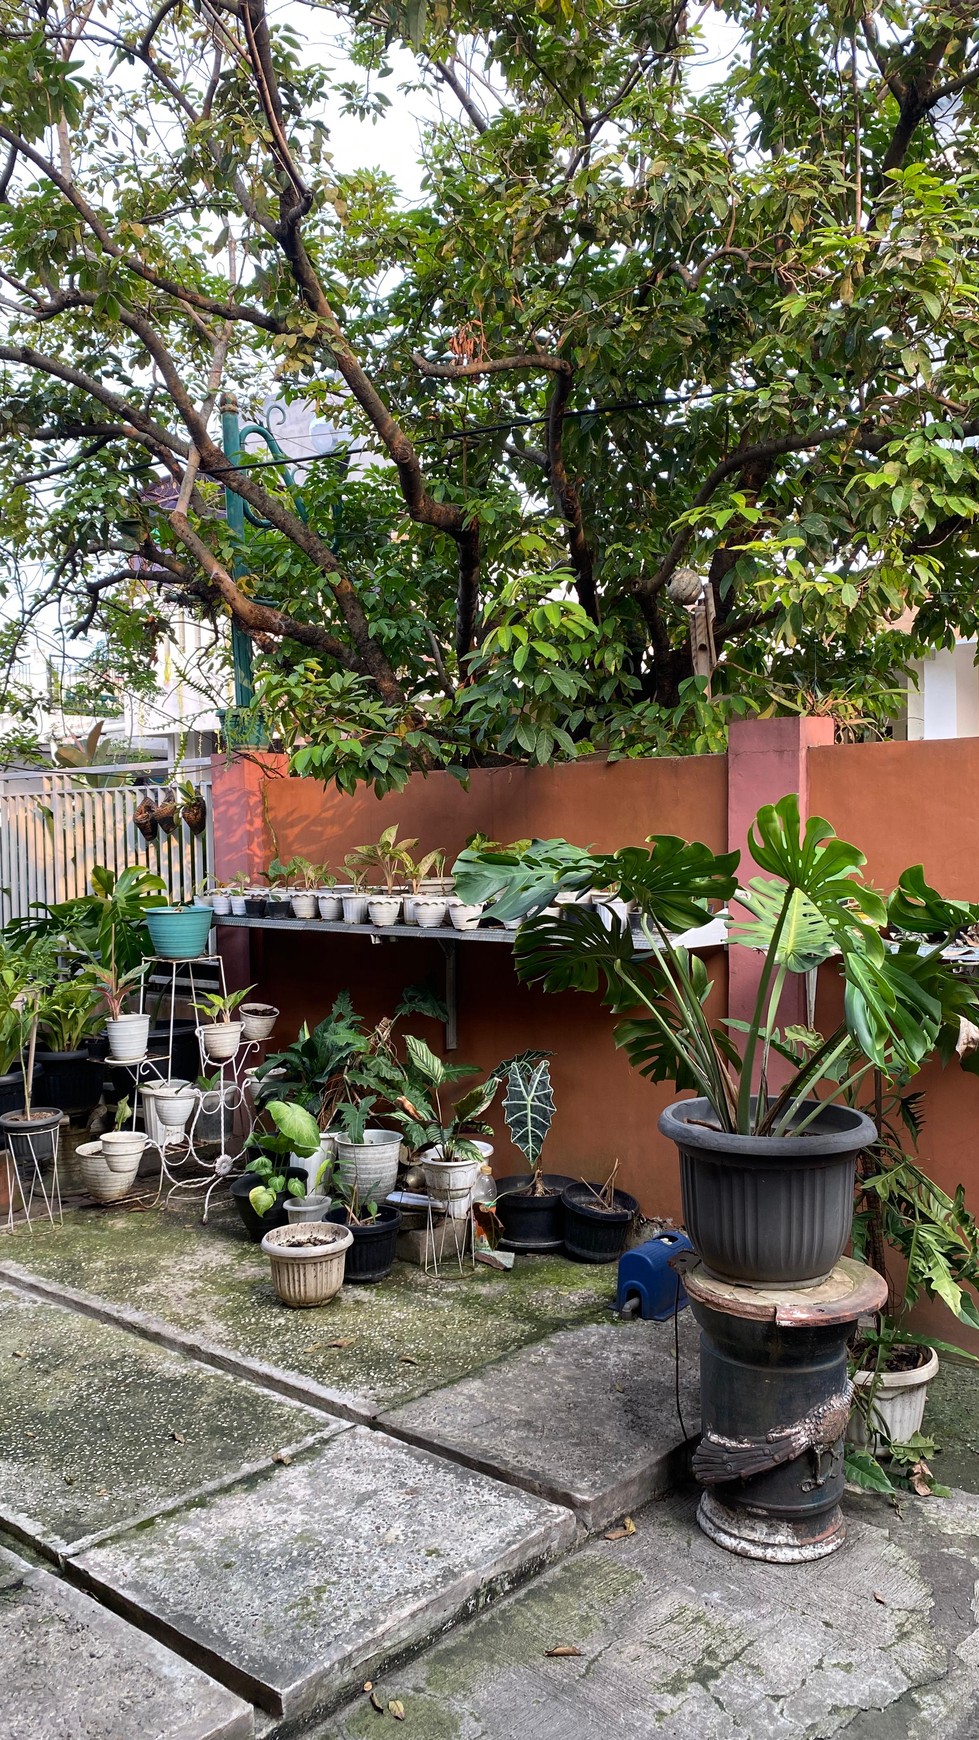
[107,1052,148,1066]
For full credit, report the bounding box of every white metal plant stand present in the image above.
[423,1178,476,1277]
[1,1127,62,1232]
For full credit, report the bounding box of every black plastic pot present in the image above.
[658,1097,877,1288]
[0,1108,61,1174]
[494,1173,577,1254]
[35,1049,102,1117]
[243,897,266,917]
[561,1183,640,1263]
[325,1203,401,1282]
[0,1070,37,1120]
[230,1166,308,1242]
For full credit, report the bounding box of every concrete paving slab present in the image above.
[314,1487,970,1740]
[381,1316,700,1529]
[0,1287,342,1554]
[0,1199,615,1416]
[71,1425,576,1726]
[0,1550,253,1740]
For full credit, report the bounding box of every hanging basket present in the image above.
[155,787,179,836]
[133,794,159,842]
[181,787,208,835]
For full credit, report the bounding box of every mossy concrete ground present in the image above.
[0,1286,339,1552]
[919,1357,979,1494]
[0,1198,615,1414]
[316,1488,979,1740]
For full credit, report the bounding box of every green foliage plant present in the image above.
[454,795,979,1138]
[244,1099,320,1218]
[5,867,167,979]
[502,1054,556,1195]
[391,1035,502,1162]
[37,977,104,1052]
[191,985,256,1025]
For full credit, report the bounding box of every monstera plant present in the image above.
[454,796,979,1287]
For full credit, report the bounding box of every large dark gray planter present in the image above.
[658,1098,877,1289]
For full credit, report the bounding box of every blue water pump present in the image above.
[616,1230,694,1320]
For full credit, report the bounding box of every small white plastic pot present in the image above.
[230,894,248,916]
[211,892,232,916]
[848,1348,940,1451]
[595,896,634,931]
[414,897,448,929]
[367,895,402,927]
[106,1013,150,1062]
[262,1221,353,1308]
[241,1003,278,1041]
[291,892,318,919]
[285,1193,332,1224]
[342,894,368,924]
[141,1081,196,1144]
[316,892,342,921]
[448,899,484,931]
[200,1022,244,1062]
[402,894,418,926]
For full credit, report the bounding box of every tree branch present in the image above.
[429,58,489,133]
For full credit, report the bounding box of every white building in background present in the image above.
[903,644,979,740]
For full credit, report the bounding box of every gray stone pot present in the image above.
[658,1097,877,1289]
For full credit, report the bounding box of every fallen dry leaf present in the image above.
[170,1430,186,1444]
[362,1681,373,1694]
[603,1516,637,1541]
[273,1451,293,1466]
[873,1591,886,1605]
[910,1460,933,1496]
[327,1337,356,1348]
[400,1355,418,1365]
[545,1645,581,1658]
[389,1699,405,1719]
[11,1351,26,1360]
[369,1690,384,1713]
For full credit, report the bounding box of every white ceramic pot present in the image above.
[367,895,402,927]
[230,895,247,916]
[100,1129,148,1173]
[402,894,418,926]
[291,892,318,919]
[848,1348,940,1451]
[106,1013,150,1062]
[292,1131,336,1195]
[285,1193,332,1224]
[596,896,634,931]
[211,893,232,916]
[316,892,342,921]
[414,897,448,929]
[334,1129,401,1201]
[419,1151,481,1220]
[200,1022,244,1062]
[241,1003,278,1042]
[261,1221,353,1308]
[342,894,368,924]
[448,899,484,932]
[141,1080,195,1144]
[76,1139,142,1203]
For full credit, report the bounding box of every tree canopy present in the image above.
[2,0,979,787]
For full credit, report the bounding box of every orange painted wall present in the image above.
[211,753,729,1213]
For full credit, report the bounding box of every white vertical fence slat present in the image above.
[0,762,213,925]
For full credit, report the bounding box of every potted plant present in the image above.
[87,959,150,1062]
[0,961,31,1119]
[346,825,414,927]
[325,1178,401,1283]
[144,901,214,960]
[447,896,485,932]
[454,801,979,1287]
[0,983,62,1173]
[80,1097,146,1201]
[392,1038,500,1221]
[231,1099,321,1241]
[33,975,104,1116]
[139,1079,197,1147]
[285,1188,333,1223]
[844,1085,979,1494]
[191,984,255,1062]
[339,856,370,925]
[403,848,446,925]
[261,1219,353,1307]
[226,872,250,917]
[332,1103,403,1203]
[561,1162,640,1263]
[491,1054,577,1252]
[282,857,324,919]
[315,871,342,922]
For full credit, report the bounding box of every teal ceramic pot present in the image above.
[144,906,214,960]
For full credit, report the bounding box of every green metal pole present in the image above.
[220,395,265,746]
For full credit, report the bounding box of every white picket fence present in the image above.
[0,761,214,926]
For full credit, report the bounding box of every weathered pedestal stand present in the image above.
[679,1255,887,1563]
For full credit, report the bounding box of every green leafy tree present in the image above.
[3,0,979,790]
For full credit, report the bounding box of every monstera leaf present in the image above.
[503,1056,555,1169]
[732,878,836,973]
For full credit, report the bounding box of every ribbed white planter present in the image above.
[342,894,368,924]
[241,1004,278,1041]
[200,1022,243,1062]
[140,1081,195,1145]
[849,1348,940,1450]
[230,895,248,916]
[367,895,402,927]
[448,899,484,931]
[211,893,231,916]
[262,1221,353,1308]
[334,1129,401,1201]
[291,1131,336,1195]
[291,892,318,919]
[418,1151,481,1220]
[316,892,342,921]
[414,897,448,929]
[106,1013,150,1062]
[595,896,634,930]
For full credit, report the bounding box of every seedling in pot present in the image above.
[191,985,255,1024]
[346,825,417,895]
[114,1096,133,1131]
[86,959,147,1021]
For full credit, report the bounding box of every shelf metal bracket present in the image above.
[438,937,459,1050]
